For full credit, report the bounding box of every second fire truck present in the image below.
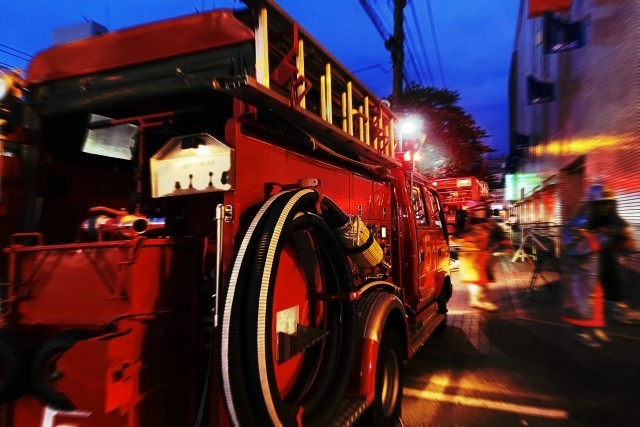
[432,176,491,233]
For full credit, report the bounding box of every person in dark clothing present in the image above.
[585,185,640,325]
[455,209,468,233]
[561,184,639,348]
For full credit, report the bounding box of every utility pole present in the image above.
[391,0,406,106]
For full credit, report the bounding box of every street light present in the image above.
[396,115,426,172]
[396,115,424,153]
[396,115,427,208]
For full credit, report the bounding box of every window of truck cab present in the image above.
[411,185,428,226]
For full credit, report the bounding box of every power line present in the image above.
[353,62,392,74]
[402,6,423,83]
[0,60,20,69]
[398,3,423,84]
[0,49,30,64]
[404,32,424,84]
[368,0,407,98]
[407,0,435,86]
[405,47,423,85]
[373,0,425,87]
[360,1,433,90]
[359,0,392,41]
[0,43,32,68]
[0,43,33,60]
[425,0,447,87]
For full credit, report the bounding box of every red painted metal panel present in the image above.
[357,338,379,404]
[6,243,130,326]
[27,10,254,84]
[4,239,193,326]
[528,0,572,18]
[2,237,198,427]
[231,133,354,222]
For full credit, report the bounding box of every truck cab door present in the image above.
[426,188,450,294]
[411,185,437,309]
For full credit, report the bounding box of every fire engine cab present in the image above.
[0,1,451,426]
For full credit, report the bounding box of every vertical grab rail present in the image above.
[214,204,225,328]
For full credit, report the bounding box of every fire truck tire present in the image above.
[363,329,403,426]
[30,328,99,410]
[0,328,31,403]
[224,190,356,427]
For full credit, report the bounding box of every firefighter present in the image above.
[587,184,640,325]
[560,184,638,347]
[457,200,509,312]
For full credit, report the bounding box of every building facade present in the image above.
[508,0,640,229]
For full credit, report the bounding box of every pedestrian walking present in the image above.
[456,200,511,312]
[586,185,640,325]
[559,184,638,347]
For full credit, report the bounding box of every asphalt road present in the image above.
[400,256,640,426]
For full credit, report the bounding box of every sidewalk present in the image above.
[447,255,640,353]
[403,256,640,426]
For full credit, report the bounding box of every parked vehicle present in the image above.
[0,2,452,426]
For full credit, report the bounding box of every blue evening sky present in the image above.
[0,0,518,155]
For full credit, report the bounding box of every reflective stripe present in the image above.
[221,190,293,426]
[257,189,314,426]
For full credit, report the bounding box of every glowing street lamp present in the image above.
[396,115,424,153]
[396,115,426,174]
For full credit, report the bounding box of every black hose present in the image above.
[222,190,299,426]
[222,189,356,426]
[319,195,350,227]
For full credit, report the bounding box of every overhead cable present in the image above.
[408,0,435,86]
[425,0,447,87]
[0,43,33,60]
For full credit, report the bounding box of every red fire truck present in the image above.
[431,176,490,232]
[0,1,452,426]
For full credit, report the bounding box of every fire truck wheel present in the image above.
[0,328,31,403]
[223,190,356,427]
[30,328,98,410]
[364,329,403,426]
